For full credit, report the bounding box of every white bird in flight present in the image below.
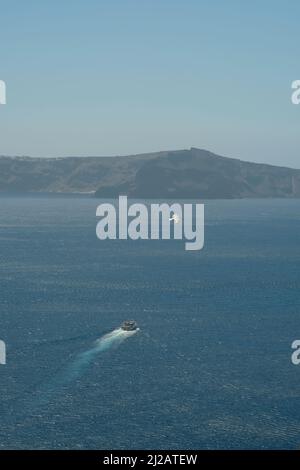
[169,213,180,224]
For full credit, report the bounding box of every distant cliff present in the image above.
[1,148,300,198]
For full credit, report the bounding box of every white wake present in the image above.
[34,327,139,407]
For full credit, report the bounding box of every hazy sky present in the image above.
[0,0,300,167]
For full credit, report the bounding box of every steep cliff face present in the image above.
[1,148,300,198]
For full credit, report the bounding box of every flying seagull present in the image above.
[169,213,180,224]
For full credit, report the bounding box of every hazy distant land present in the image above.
[1,148,300,198]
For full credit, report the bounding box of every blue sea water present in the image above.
[0,196,300,449]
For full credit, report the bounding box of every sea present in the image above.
[0,196,300,449]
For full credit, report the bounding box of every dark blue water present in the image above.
[0,197,300,449]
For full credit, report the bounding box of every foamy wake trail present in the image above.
[33,328,138,408]
[63,328,137,382]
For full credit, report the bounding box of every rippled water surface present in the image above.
[0,196,300,449]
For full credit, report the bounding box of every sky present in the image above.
[0,0,300,167]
